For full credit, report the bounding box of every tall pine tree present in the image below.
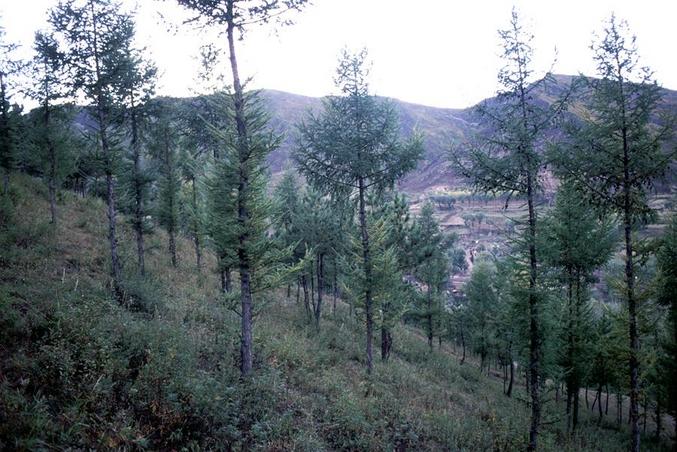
[552,16,674,450]
[451,11,569,448]
[50,0,137,297]
[295,49,422,374]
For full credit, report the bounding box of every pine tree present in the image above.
[0,24,24,194]
[295,49,422,374]
[297,188,342,329]
[204,126,238,293]
[50,0,137,297]
[179,147,206,272]
[465,259,498,372]
[177,94,229,274]
[173,0,308,377]
[552,16,674,450]
[149,103,182,268]
[655,215,677,437]
[25,31,74,225]
[410,202,449,352]
[450,10,568,448]
[541,182,615,431]
[119,41,157,275]
[379,193,414,360]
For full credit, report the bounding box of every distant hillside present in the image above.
[258,89,476,193]
[256,74,677,195]
[71,74,676,197]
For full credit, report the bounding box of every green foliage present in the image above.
[0,23,25,192]
[0,176,673,451]
[465,259,499,368]
[655,215,677,419]
[295,49,422,200]
[149,103,182,265]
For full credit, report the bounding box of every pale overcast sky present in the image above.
[2,0,676,109]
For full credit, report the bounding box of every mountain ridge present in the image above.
[254,74,677,195]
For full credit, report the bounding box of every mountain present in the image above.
[259,89,476,194]
[69,74,674,197]
[257,74,677,195]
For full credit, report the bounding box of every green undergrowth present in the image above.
[0,174,669,450]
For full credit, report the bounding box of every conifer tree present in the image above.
[655,215,677,436]
[297,188,341,329]
[465,259,498,372]
[26,31,74,225]
[493,258,519,397]
[149,104,182,267]
[411,202,449,352]
[119,43,157,275]
[379,193,414,360]
[552,17,674,450]
[179,147,206,272]
[295,49,422,374]
[173,0,308,377]
[50,0,137,297]
[0,24,24,194]
[203,126,238,293]
[541,182,615,431]
[451,11,568,448]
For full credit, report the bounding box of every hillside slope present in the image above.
[0,174,670,450]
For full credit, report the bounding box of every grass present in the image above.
[0,173,673,450]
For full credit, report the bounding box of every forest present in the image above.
[0,0,675,451]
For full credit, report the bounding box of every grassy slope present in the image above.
[0,174,669,451]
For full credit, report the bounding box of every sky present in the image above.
[2,0,676,109]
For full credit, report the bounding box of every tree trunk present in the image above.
[1,75,9,195]
[357,177,373,374]
[43,87,57,226]
[309,260,315,320]
[130,102,145,276]
[381,326,392,361]
[427,287,433,352]
[572,387,580,431]
[333,256,338,314]
[314,253,323,328]
[655,397,661,441]
[90,0,121,299]
[226,0,253,378]
[221,265,232,293]
[503,363,507,394]
[566,384,573,432]
[192,178,202,272]
[168,224,177,268]
[104,128,121,297]
[643,395,648,435]
[221,269,228,293]
[301,274,310,318]
[526,368,530,405]
[618,74,640,451]
[618,392,623,426]
[526,169,541,451]
[460,328,466,365]
[597,383,604,425]
[507,360,514,397]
